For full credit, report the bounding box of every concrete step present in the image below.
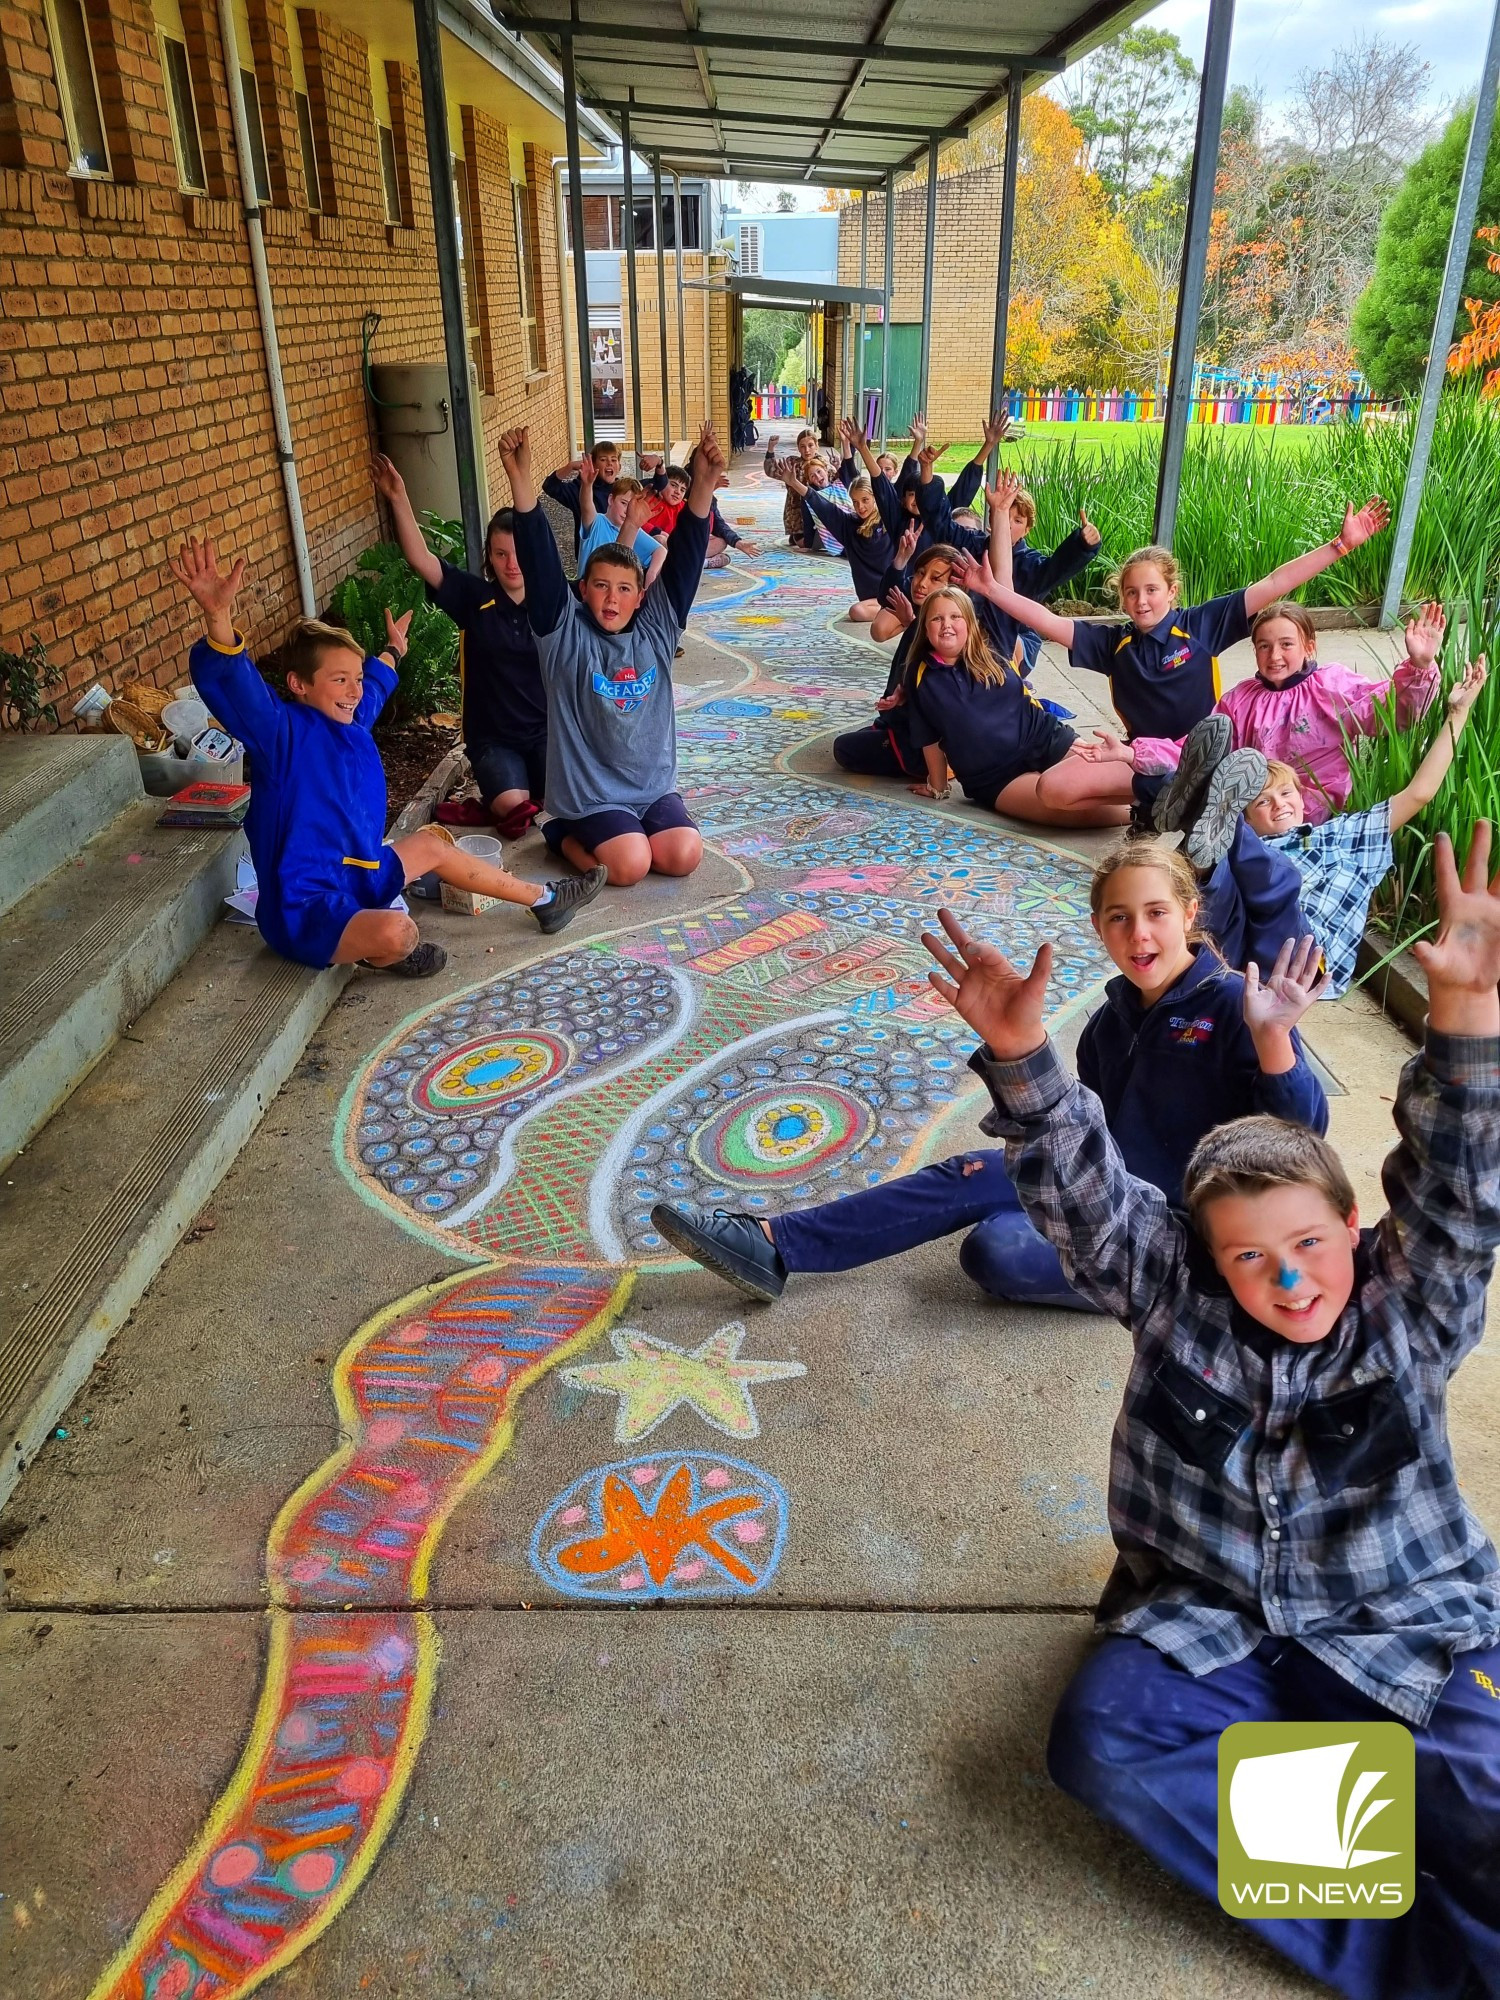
[0,803,242,1169]
[0,733,143,920]
[0,919,347,1506]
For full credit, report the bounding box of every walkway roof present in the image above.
[490,0,1147,185]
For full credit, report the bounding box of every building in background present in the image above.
[722,208,838,292]
[0,0,601,707]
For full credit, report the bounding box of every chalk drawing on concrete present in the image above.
[559,1320,806,1443]
[529,1451,789,1600]
[86,1261,632,2000]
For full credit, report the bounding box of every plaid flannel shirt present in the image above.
[1269,801,1392,997]
[976,1029,1500,1725]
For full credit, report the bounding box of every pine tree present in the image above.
[1351,106,1500,397]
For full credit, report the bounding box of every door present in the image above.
[853,323,922,440]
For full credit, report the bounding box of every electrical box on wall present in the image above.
[369,362,490,524]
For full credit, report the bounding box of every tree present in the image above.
[742,307,807,389]
[1449,226,1500,394]
[775,189,797,213]
[1005,95,1115,384]
[1061,27,1199,208]
[1352,104,1500,396]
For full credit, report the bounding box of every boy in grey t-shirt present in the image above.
[502,423,721,888]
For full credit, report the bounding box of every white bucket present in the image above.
[162,696,209,737]
[454,834,503,863]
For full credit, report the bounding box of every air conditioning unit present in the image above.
[738,222,763,276]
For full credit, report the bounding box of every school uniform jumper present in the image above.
[189,634,401,969]
[1130,655,1439,823]
[512,499,709,853]
[906,651,1076,805]
[831,589,924,780]
[1071,592,1250,741]
[915,476,1098,671]
[770,949,1328,1310]
[426,561,548,805]
[800,489,896,602]
[977,1025,1500,2000]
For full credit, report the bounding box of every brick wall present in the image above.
[834,172,1003,440]
[564,248,734,459]
[0,0,571,711]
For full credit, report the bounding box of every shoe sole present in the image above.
[650,1205,785,1301]
[1185,751,1269,870]
[535,866,609,935]
[1153,715,1232,832]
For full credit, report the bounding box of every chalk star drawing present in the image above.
[561,1320,806,1442]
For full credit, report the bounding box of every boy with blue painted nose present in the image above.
[924,826,1500,1999]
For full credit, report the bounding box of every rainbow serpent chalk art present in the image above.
[86,478,1108,1999]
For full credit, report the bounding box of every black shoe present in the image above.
[1153,714,1232,832]
[532,864,608,935]
[1184,748,1269,870]
[650,1201,788,1301]
[388,940,447,977]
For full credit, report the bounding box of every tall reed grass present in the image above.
[1014,389,1500,612]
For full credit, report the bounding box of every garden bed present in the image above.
[376,716,459,818]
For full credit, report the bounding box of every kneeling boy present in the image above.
[176,535,604,974]
[500,422,719,888]
[922,831,1500,2000]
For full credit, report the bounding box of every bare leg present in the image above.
[993,770,1132,829]
[487,786,530,817]
[393,828,544,907]
[332,907,420,967]
[868,608,904,642]
[647,826,703,877]
[847,599,881,624]
[561,830,653,887]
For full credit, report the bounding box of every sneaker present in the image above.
[1152,714,1232,832]
[387,940,447,977]
[532,864,608,935]
[1184,748,1269,870]
[650,1201,788,1301]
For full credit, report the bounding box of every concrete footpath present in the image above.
[2,470,1494,2000]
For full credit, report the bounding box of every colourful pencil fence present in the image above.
[751,387,813,420]
[998,375,1395,426]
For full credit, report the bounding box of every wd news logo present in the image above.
[1217,1723,1415,1918]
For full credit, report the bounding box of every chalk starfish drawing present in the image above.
[560,1320,806,1442]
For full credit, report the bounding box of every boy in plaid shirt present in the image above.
[1243,657,1487,995]
[923,825,1500,2000]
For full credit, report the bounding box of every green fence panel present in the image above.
[856,323,922,439]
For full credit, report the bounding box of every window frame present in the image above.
[42,0,111,179]
[451,152,487,390]
[514,177,543,375]
[157,28,206,193]
[377,122,402,226]
[237,62,272,204]
[294,86,321,212]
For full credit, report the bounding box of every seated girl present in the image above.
[832,540,959,779]
[774,456,894,623]
[904,587,1131,829]
[652,838,1327,1309]
[1127,599,1443,821]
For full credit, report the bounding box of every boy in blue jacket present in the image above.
[176,537,604,975]
[923,827,1500,2000]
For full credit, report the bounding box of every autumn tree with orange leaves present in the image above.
[1449,227,1500,396]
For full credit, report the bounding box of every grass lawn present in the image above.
[933,421,1329,471]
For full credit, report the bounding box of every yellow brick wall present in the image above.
[562,249,733,459]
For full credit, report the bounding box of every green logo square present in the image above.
[1218,1721,1415,1919]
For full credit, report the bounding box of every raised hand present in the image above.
[909,411,927,448]
[917,439,950,476]
[895,524,920,568]
[1243,935,1329,1042]
[1079,507,1101,548]
[371,452,407,504]
[623,489,656,532]
[1411,824,1500,1035]
[1447,654,1488,718]
[985,471,1022,517]
[981,409,1015,451]
[1403,600,1446,670]
[578,450,596,489]
[169,534,245,624]
[884,585,915,629]
[498,427,530,474]
[381,606,413,661]
[923,907,1052,1061]
[1337,494,1390,553]
[696,421,726,475]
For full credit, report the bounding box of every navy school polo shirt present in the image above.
[429,560,548,747]
[906,653,1074,795]
[1069,591,1251,740]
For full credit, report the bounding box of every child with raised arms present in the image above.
[175,536,604,975]
[903,587,1130,829]
[575,456,667,589]
[772,453,895,624]
[831,539,958,778]
[968,491,1390,743]
[923,825,1500,1999]
[501,421,720,888]
[372,453,548,841]
[543,441,620,557]
[652,838,1328,1306]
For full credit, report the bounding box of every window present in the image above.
[378,124,401,224]
[739,222,763,276]
[514,179,542,374]
[43,0,110,176]
[620,190,701,253]
[295,88,320,211]
[158,32,205,191]
[452,155,486,386]
[237,65,271,202]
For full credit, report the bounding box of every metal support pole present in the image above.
[856,189,868,423]
[560,34,594,452]
[987,71,1023,482]
[620,103,644,467]
[880,169,893,446]
[552,159,577,456]
[412,0,484,570]
[1153,0,1235,545]
[672,171,688,430]
[1379,0,1500,626]
[653,153,672,452]
[917,134,938,420]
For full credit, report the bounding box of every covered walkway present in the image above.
[2,459,1487,1998]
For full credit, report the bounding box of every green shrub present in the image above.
[327,510,463,726]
